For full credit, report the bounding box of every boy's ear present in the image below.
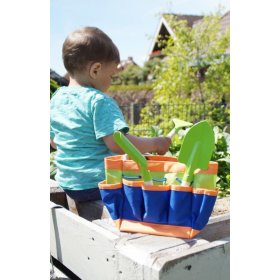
[89,62,101,79]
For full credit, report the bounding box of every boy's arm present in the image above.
[103,133,171,155]
[50,138,57,150]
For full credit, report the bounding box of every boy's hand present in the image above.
[154,137,172,155]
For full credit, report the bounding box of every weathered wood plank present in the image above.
[50,180,68,208]
[157,238,230,280]
[50,202,122,280]
[50,202,230,280]
[197,213,230,241]
[51,261,72,280]
[115,235,211,280]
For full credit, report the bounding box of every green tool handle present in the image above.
[181,142,200,186]
[113,131,153,185]
[181,170,193,187]
[167,128,176,138]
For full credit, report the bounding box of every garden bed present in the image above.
[211,196,230,216]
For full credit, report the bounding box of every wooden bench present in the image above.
[50,179,111,221]
[50,180,230,279]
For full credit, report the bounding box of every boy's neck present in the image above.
[68,76,90,87]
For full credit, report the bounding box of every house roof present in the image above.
[220,11,230,32]
[163,14,204,27]
[147,11,230,60]
[119,56,139,70]
[148,14,204,59]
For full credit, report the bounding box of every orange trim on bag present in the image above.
[98,180,122,190]
[123,160,186,173]
[142,185,171,191]
[105,155,218,175]
[105,155,124,170]
[193,187,219,196]
[171,185,193,192]
[114,219,122,229]
[122,179,143,187]
[119,220,200,239]
[122,179,171,191]
[194,162,218,174]
[144,155,177,162]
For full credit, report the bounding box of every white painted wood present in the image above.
[115,236,211,280]
[51,262,71,280]
[50,202,123,280]
[50,202,230,280]
[197,213,230,241]
[157,238,230,280]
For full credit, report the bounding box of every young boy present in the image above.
[50,27,171,211]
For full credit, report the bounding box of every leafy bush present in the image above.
[108,84,153,92]
[50,79,59,99]
[129,102,229,137]
[50,151,57,180]
[211,126,230,196]
[139,12,230,132]
[133,123,230,197]
[115,64,144,85]
[141,58,163,83]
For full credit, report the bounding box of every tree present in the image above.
[156,12,229,103]
[141,58,163,83]
[140,12,230,131]
[116,64,144,85]
[50,79,59,99]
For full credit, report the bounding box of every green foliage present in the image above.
[50,80,59,178]
[203,54,230,103]
[50,152,57,179]
[132,123,230,197]
[115,64,144,85]
[108,84,153,92]
[50,79,59,99]
[211,126,230,196]
[208,104,230,129]
[141,58,163,83]
[111,58,163,86]
[140,12,230,132]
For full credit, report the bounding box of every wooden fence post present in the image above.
[130,103,134,125]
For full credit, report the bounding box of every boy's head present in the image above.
[62,27,120,79]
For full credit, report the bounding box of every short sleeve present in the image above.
[50,125,55,139]
[93,97,129,139]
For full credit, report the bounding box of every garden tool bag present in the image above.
[98,155,218,239]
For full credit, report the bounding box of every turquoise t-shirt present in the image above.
[50,86,129,191]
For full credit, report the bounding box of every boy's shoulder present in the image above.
[51,86,110,99]
[50,86,116,107]
[91,89,115,103]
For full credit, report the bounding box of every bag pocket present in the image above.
[168,186,193,226]
[122,179,144,221]
[191,188,218,230]
[98,181,124,220]
[142,185,170,224]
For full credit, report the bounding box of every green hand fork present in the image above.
[113,131,153,185]
[167,118,193,138]
[178,120,215,187]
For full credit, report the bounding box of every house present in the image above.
[220,11,230,33]
[118,56,139,71]
[147,11,230,60]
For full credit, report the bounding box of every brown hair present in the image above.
[62,27,120,75]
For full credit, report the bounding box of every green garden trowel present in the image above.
[167,118,193,138]
[178,120,215,187]
[113,131,153,185]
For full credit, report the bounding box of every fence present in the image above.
[120,102,229,136]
